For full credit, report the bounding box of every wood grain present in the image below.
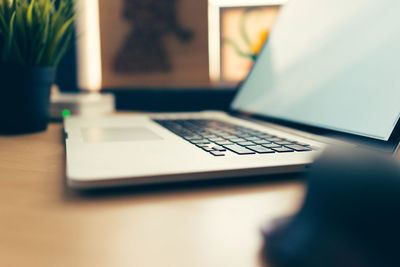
[0,123,305,267]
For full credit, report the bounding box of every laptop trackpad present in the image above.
[82,127,163,143]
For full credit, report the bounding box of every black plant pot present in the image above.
[0,66,55,134]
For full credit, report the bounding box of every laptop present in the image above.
[64,0,400,189]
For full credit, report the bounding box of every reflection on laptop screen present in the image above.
[231,0,400,141]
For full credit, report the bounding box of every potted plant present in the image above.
[0,0,75,134]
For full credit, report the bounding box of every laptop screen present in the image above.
[231,0,400,141]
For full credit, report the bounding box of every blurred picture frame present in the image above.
[75,0,287,91]
[208,0,287,87]
[76,0,210,91]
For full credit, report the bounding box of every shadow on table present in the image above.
[63,172,305,201]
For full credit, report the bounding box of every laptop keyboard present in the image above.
[153,119,312,157]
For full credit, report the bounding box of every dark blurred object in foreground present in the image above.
[262,148,400,267]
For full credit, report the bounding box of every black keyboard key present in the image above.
[154,119,308,156]
[224,144,255,155]
[294,142,311,146]
[184,135,203,140]
[229,138,247,143]
[190,139,210,144]
[230,138,247,143]
[210,151,225,156]
[227,131,243,136]
[215,140,234,145]
[247,145,275,154]
[219,134,238,139]
[199,143,227,151]
[256,134,274,138]
[285,145,312,151]
[237,141,255,146]
[210,144,226,151]
[262,143,282,148]
[208,137,226,142]
[201,146,214,152]
[203,134,219,139]
[196,143,210,148]
[245,136,261,141]
[252,139,272,145]
[268,137,285,142]
[274,140,294,145]
[272,146,294,153]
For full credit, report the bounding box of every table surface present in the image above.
[0,123,307,267]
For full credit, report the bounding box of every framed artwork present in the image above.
[75,0,286,91]
[208,0,287,86]
[75,0,210,90]
[98,0,210,89]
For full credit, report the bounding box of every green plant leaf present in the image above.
[33,15,50,65]
[47,14,75,64]
[41,0,55,22]
[54,15,75,44]
[11,37,26,66]
[0,8,8,32]
[15,5,27,56]
[1,0,75,67]
[52,27,73,66]
[26,0,34,26]
[11,0,16,12]
[2,11,15,62]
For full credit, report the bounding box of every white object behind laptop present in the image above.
[65,0,400,189]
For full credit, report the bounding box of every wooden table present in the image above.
[0,123,306,267]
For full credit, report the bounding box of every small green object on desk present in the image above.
[62,109,71,118]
